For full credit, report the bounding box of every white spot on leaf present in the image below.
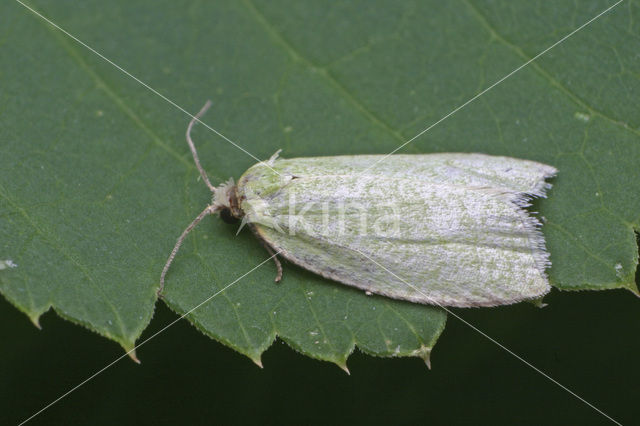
[574,112,590,122]
[615,263,623,279]
[0,260,17,270]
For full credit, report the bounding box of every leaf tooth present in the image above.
[250,355,264,369]
[336,360,350,375]
[410,345,433,369]
[529,297,548,308]
[29,313,42,330]
[127,350,141,364]
[120,343,140,364]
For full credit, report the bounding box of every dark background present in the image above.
[2,282,637,425]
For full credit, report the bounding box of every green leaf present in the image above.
[0,0,637,366]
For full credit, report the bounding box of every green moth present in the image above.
[160,101,557,308]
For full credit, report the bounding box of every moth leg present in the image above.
[258,239,283,282]
[272,255,283,283]
[159,205,216,297]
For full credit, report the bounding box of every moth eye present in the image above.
[220,208,239,224]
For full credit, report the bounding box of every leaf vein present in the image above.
[241,0,407,146]
[464,0,640,138]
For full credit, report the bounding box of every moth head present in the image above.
[219,207,238,224]
[212,178,242,223]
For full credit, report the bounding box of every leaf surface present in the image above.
[0,0,637,365]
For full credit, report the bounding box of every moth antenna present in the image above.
[186,100,216,194]
[159,205,217,296]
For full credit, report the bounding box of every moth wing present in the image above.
[246,173,551,307]
[272,153,556,196]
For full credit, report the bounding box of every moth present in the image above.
[160,101,557,307]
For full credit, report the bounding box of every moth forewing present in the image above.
[236,154,556,307]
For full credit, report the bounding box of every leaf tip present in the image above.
[29,314,42,330]
[251,355,264,369]
[120,341,140,364]
[530,297,548,308]
[337,361,350,375]
[410,345,433,369]
[127,349,141,364]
